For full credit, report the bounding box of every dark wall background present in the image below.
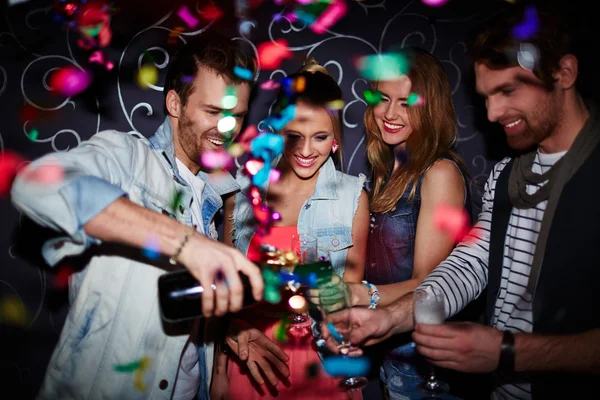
[0,0,595,398]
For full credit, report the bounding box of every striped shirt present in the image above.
[418,149,566,400]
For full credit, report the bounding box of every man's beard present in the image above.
[178,112,200,162]
[507,96,562,151]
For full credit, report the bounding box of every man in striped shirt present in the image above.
[324,4,600,399]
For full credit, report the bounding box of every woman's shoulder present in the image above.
[421,158,466,197]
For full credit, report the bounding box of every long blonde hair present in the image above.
[366,47,468,213]
[272,58,344,168]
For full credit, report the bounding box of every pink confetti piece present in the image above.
[260,79,281,90]
[421,0,449,6]
[0,151,26,196]
[269,168,281,183]
[433,203,471,243]
[257,39,292,70]
[49,66,91,97]
[237,125,259,150]
[310,0,347,35]
[177,5,199,29]
[200,150,233,170]
[21,159,64,185]
[245,159,264,176]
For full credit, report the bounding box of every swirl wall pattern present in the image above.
[0,0,513,397]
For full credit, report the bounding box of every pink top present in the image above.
[228,226,361,400]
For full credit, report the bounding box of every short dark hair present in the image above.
[465,2,578,91]
[163,30,257,115]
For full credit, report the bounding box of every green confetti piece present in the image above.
[170,190,184,213]
[407,92,422,106]
[27,129,39,141]
[356,53,410,81]
[274,319,288,343]
[221,86,238,110]
[363,90,383,106]
[264,286,281,304]
[114,360,141,373]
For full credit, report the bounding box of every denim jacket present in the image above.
[231,157,366,278]
[11,118,238,400]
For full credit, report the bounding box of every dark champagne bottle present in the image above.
[158,269,256,322]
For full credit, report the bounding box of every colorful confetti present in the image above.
[27,129,39,141]
[169,27,185,45]
[200,150,233,170]
[310,0,347,34]
[355,53,410,81]
[257,39,292,70]
[55,264,74,290]
[322,355,371,377]
[512,5,539,41]
[433,203,471,243]
[49,66,91,97]
[177,5,199,29]
[233,66,254,81]
[517,43,539,72]
[260,79,280,90]
[221,86,238,109]
[0,295,29,327]
[363,90,383,106]
[421,0,449,7]
[136,64,158,89]
[114,356,152,392]
[142,234,160,260]
[21,159,64,185]
[198,4,224,21]
[0,151,26,196]
[407,92,424,106]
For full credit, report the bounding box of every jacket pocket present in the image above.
[382,209,414,249]
[52,290,104,371]
[315,226,353,254]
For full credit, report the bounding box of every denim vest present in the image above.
[232,157,366,278]
[366,158,470,396]
[11,118,238,400]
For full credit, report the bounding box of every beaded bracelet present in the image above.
[169,227,195,265]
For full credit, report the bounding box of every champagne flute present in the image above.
[414,286,449,395]
[319,276,368,390]
[289,233,318,324]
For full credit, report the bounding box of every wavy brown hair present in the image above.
[366,47,468,213]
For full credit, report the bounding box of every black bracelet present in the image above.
[498,330,516,371]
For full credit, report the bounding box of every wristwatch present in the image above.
[362,280,381,309]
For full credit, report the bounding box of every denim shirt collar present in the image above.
[149,117,239,196]
[311,157,338,200]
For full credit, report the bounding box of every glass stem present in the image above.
[428,365,436,382]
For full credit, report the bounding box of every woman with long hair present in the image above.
[213,59,369,399]
[351,47,472,399]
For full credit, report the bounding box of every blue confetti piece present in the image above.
[142,235,160,260]
[512,6,539,41]
[327,322,343,342]
[322,355,371,377]
[233,66,253,81]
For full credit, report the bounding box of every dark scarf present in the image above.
[507,101,600,294]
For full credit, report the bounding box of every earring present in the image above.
[332,139,339,154]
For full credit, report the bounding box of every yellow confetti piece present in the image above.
[136,65,158,89]
[0,296,29,327]
[133,356,151,392]
[133,370,147,392]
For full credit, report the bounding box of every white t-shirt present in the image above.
[172,158,206,399]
